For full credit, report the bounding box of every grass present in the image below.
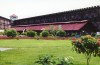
[0,39,99,65]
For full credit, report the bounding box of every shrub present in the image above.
[49,30,57,36]
[35,54,55,65]
[6,30,17,38]
[95,34,100,38]
[91,33,96,37]
[4,29,7,35]
[72,35,100,65]
[71,33,77,37]
[35,55,74,65]
[26,31,37,37]
[57,57,74,65]
[56,30,66,37]
[0,32,4,35]
[40,30,49,37]
[21,32,27,35]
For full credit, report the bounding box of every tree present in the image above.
[72,35,100,65]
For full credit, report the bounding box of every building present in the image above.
[0,16,11,30]
[12,6,100,35]
[13,20,97,35]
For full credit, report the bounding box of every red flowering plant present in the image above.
[72,35,100,65]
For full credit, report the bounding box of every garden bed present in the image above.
[0,35,72,40]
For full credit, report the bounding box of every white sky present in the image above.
[0,0,100,19]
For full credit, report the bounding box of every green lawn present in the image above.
[0,39,100,65]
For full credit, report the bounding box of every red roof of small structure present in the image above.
[12,20,87,31]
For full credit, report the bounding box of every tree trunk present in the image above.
[86,54,91,65]
[87,58,90,65]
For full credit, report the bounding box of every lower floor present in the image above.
[11,20,99,36]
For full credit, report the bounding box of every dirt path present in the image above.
[0,48,12,51]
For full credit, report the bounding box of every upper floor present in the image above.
[13,6,100,26]
[0,16,11,30]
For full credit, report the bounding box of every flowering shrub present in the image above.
[72,35,100,65]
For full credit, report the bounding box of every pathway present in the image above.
[0,48,12,51]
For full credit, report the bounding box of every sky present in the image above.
[0,0,100,19]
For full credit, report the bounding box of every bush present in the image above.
[21,32,27,35]
[91,33,96,37]
[49,30,57,36]
[35,54,74,65]
[26,31,37,37]
[6,30,17,38]
[40,30,49,37]
[95,34,100,38]
[71,33,77,37]
[0,32,4,35]
[56,30,66,37]
[57,57,74,65]
[4,29,7,35]
[35,54,55,65]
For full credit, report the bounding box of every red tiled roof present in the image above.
[12,21,87,31]
[12,27,27,31]
[62,22,87,30]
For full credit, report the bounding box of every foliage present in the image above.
[56,30,66,37]
[35,54,74,65]
[72,35,100,65]
[21,32,27,35]
[5,30,17,38]
[57,57,74,65]
[40,30,49,37]
[95,35,100,38]
[0,32,4,35]
[35,54,55,65]
[91,33,96,37]
[49,30,57,36]
[26,30,37,37]
[71,33,77,37]
[4,29,7,35]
